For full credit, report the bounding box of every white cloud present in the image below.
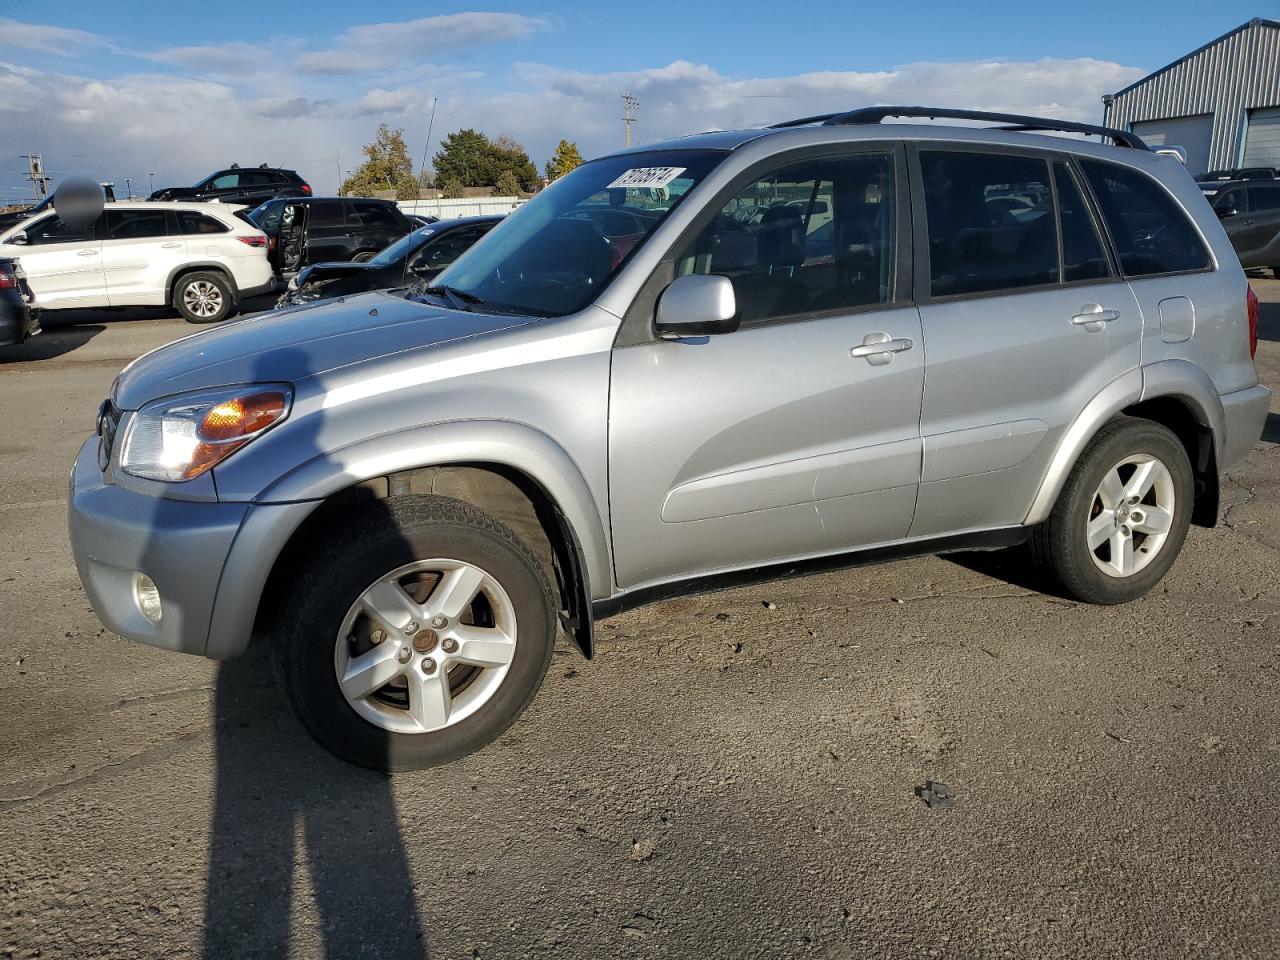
[296,12,546,74]
[140,41,274,75]
[0,55,1147,203]
[0,18,106,55]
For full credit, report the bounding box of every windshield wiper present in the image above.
[418,284,484,312]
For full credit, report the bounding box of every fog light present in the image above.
[133,573,163,625]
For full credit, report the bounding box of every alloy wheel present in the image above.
[1086,454,1176,578]
[183,280,224,318]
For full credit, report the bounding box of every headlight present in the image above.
[119,384,292,481]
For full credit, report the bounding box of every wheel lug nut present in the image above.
[1120,525,1130,536]
[421,659,437,674]
[441,637,458,654]
[431,615,448,629]
[370,629,385,645]
[396,647,412,664]
[403,621,419,635]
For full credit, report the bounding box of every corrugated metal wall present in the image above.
[1104,19,1280,173]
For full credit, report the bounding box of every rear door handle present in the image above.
[1071,305,1120,331]
[77,249,99,257]
[160,242,182,249]
[850,332,913,365]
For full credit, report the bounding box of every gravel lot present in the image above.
[1,284,1277,960]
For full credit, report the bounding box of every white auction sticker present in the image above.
[606,166,687,189]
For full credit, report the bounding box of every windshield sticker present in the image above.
[606,166,687,190]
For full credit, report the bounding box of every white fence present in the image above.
[397,196,525,220]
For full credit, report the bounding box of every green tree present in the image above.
[394,173,420,201]
[439,177,465,199]
[494,170,521,197]
[544,139,583,181]
[433,129,541,193]
[341,123,414,196]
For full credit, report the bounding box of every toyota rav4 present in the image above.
[68,107,1272,770]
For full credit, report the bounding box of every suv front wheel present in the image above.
[273,495,556,771]
[173,271,235,324]
[1030,417,1193,604]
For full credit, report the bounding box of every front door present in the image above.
[0,213,106,308]
[609,147,924,590]
[908,149,1143,537]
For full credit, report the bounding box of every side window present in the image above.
[354,202,401,229]
[22,214,97,245]
[176,211,229,235]
[1248,185,1280,212]
[105,209,169,240]
[413,227,481,270]
[921,151,1057,297]
[1215,188,1249,214]
[208,173,239,189]
[308,203,344,229]
[1054,163,1110,283]
[1080,160,1210,277]
[675,152,896,323]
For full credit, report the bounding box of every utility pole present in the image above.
[21,154,51,199]
[335,152,342,196]
[622,94,639,147]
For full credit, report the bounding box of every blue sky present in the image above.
[0,2,1269,199]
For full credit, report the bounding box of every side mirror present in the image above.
[1217,206,1239,219]
[6,231,28,246]
[654,274,739,339]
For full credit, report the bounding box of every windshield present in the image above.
[426,149,726,316]
[372,226,431,265]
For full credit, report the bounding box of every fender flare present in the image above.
[1023,363,1225,525]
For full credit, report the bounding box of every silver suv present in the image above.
[69,107,1271,770]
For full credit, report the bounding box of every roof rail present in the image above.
[769,105,1148,150]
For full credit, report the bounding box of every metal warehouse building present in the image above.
[1103,18,1280,176]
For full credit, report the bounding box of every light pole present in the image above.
[148,172,154,195]
[125,178,132,200]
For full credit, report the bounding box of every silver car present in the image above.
[69,107,1272,770]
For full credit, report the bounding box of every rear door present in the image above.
[609,146,924,588]
[351,201,409,256]
[1243,183,1280,267]
[301,201,348,264]
[101,207,176,305]
[0,213,106,307]
[909,148,1142,537]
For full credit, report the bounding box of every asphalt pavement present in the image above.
[1,285,1277,959]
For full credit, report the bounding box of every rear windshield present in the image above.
[427,149,726,317]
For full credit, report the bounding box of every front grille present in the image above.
[97,399,122,470]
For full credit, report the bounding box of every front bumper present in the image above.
[69,436,320,659]
[1219,383,1273,468]
[68,437,249,655]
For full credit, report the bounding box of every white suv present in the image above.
[0,201,274,323]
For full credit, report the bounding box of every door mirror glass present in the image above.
[654,274,739,338]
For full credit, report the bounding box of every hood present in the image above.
[113,291,532,410]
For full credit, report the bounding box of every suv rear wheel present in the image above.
[1030,417,1193,604]
[273,495,556,771]
[173,271,234,323]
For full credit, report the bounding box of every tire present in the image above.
[273,495,556,771]
[173,271,235,324]
[1029,416,1194,604]
[351,251,377,263]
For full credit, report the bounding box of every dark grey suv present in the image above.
[1211,179,1280,272]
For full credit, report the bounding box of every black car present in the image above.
[245,196,415,275]
[0,258,40,347]
[1209,178,1280,272]
[276,215,502,307]
[150,164,311,206]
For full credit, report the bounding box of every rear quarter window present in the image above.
[1080,160,1210,277]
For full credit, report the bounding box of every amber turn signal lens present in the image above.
[198,391,288,442]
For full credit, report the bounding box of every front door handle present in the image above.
[77,249,99,257]
[850,332,913,365]
[160,242,182,249]
[1071,304,1120,332]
